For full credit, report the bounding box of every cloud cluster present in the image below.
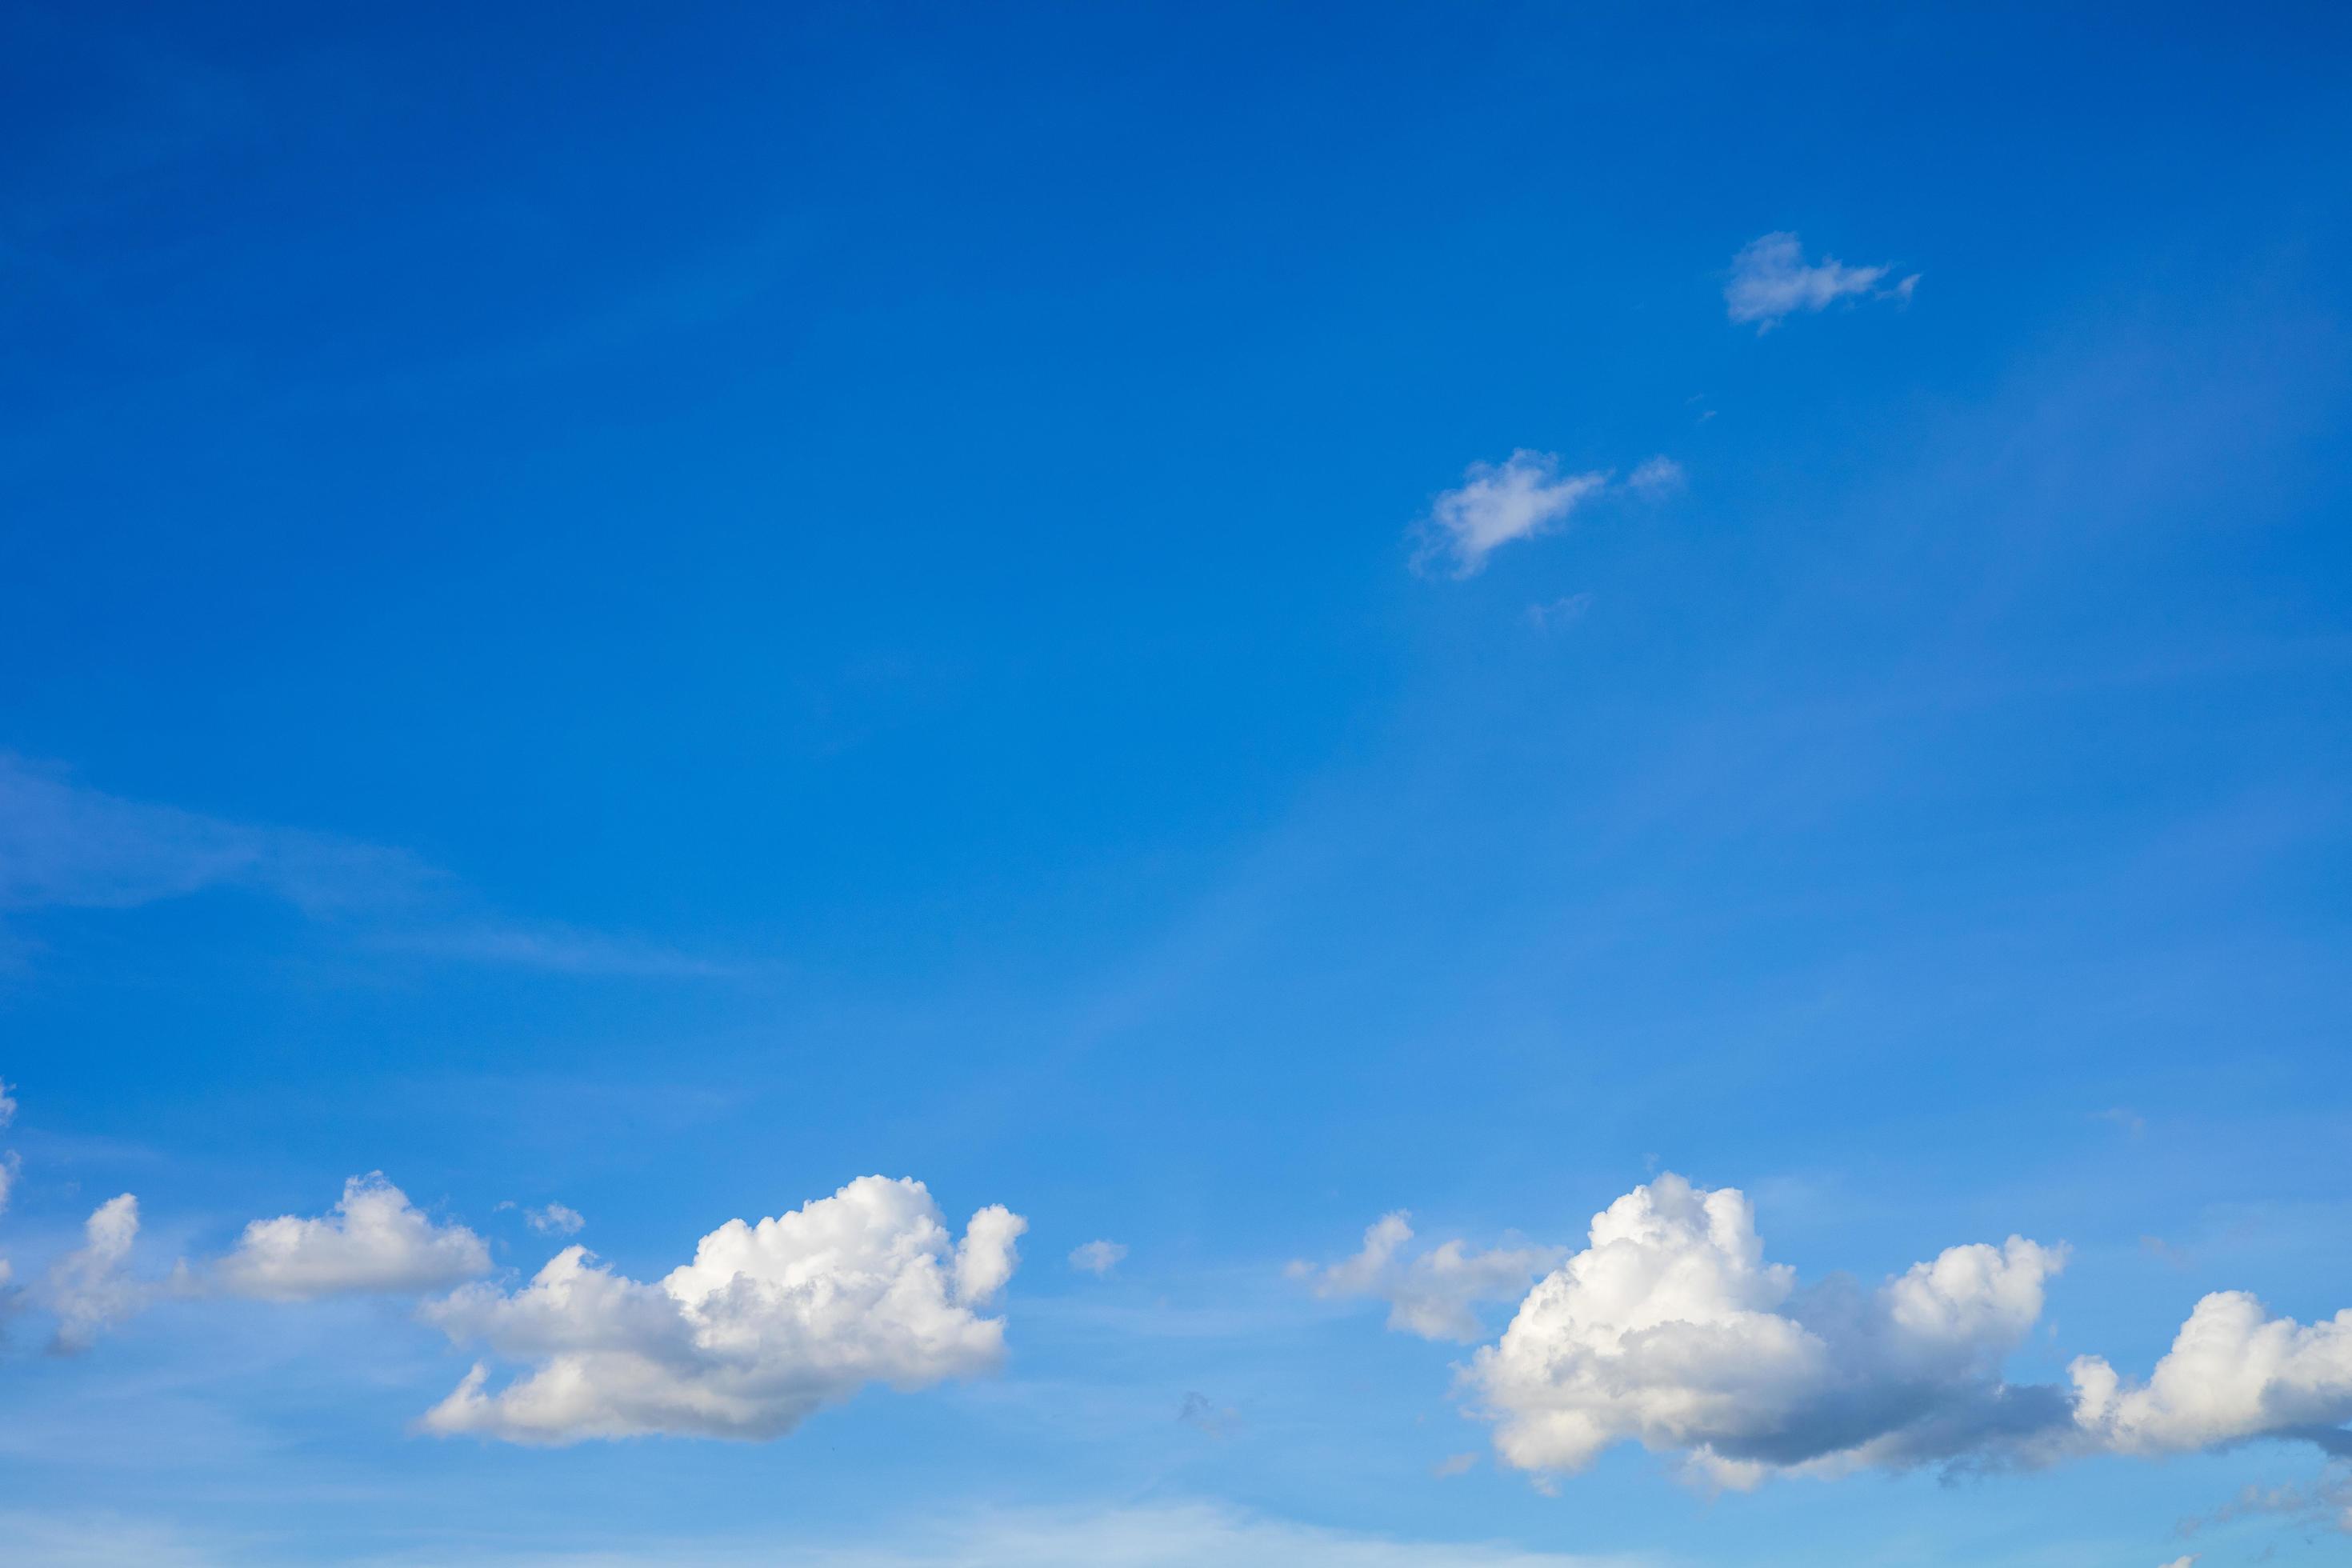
[421,1175,1026,1443]
[216,1174,490,1301]
[1465,1176,2067,1483]
[1724,232,1915,331]
[1293,1211,1562,1343]
[1321,1174,2352,1487]
[526,1202,586,1237]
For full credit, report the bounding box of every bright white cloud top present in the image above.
[218,1173,492,1300]
[2072,1292,2352,1455]
[1314,1174,2352,1486]
[1723,231,1914,331]
[422,1174,1026,1443]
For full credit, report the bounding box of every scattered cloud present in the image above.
[2158,1557,2197,1568]
[526,1203,586,1238]
[1466,1174,2070,1486]
[0,1076,17,1128]
[216,1174,491,1301]
[0,754,722,979]
[1434,1451,1480,1478]
[1177,1390,1237,1438]
[1414,451,1610,578]
[1626,455,1685,498]
[46,1194,153,1351]
[1293,1210,1562,1343]
[1068,1239,1127,1276]
[2096,1107,2148,1137]
[2186,1463,2352,1536]
[2070,1292,2352,1455]
[1724,232,1914,331]
[1526,594,1595,633]
[420,1175,1024,1443]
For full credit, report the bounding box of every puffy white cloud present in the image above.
[216,1173,490,1301]
[1724,232,1914,331]
[1464,1175,2070,1484]
[2070,1292,2352,1455]
[526,1202,586,1237]
[47,1194,151,1351]
[421,1175,1026,1443]
[1068,1239,1128,1276]
[1415,451,1610,577]
[1294,1210,1564,1343]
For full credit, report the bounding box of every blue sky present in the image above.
[3,2,2350,1562]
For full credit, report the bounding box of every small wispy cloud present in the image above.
[525,1202,586,1237]
[0,754,727,980]
[1526,594,1595,633]
[1725,231,1917,331]
[1176,1390,1237,1438]
[1068,1239,1127,1276]
[1413,453,1684,578]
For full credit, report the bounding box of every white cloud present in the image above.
[1724,232,1911,331]
[1526,594,1595,632]
[1068,1239,1127,1276]
[2191,1464,2352,1536]
[47,1194,151,1351]
[420,1174,1025,1443]
[1462,1174,2070,1484]
[526,1203,586,1237]
[2158,1557,2197,1568]
[217,1174,491,1301]
[0,1075,17,1128]
[1415,451,1610,577]
[1294,1210,1564,1343]
[0,1150,18,1218]
[2070,1291,2352,1455]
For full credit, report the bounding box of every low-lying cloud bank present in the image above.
[1306,1174,2352,1486]
[422,1175,1026,1443]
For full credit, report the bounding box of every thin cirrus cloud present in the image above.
[1310,1173,2352,1487]
[1724,231,1918,332]
[46,1193,151,1352]
[1413,450,1681,578]
[0,754,726,979]
[420,1175,1027,1444]
[214,1173,491,1301]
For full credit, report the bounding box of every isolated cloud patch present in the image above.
[47,1194,151,1351]
[1068,1239,1127,1276]
[2072,1292,2352,1455]
[1414,451,1610,577]
[1293,1211,1562,1343]
[422,1174,1026,1443]
[1724,232,1915,331]
[218,1173,490,1301]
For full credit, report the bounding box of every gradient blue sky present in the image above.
[3,2,2350,1563]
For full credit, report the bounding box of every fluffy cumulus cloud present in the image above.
[47,1194,151,1351]
[1415,451,1610,577]
[421,1175,1026,1443]
[1295,1211,1563,1343]
[216,1173,490,1300]
[1466,1176,2069,1484]
[2071,1292,2352,1456]
[1724,232,1915,331]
